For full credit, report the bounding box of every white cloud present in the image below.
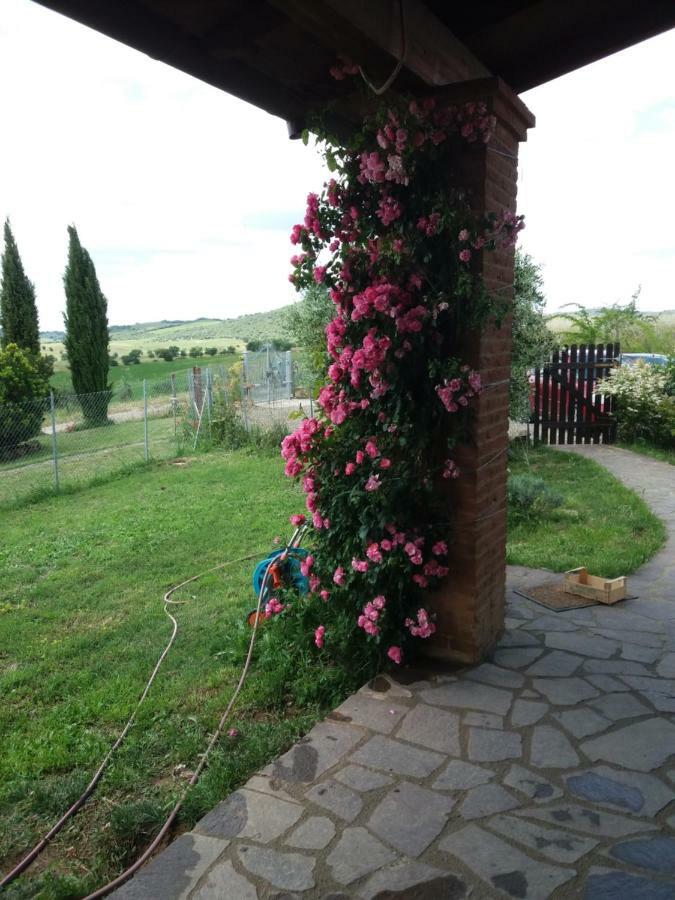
[1,1,674,329]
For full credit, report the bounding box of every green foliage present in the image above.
[189,346,204,357]
[121,349,142,365]
[507,444,665,576]
[507,472,564,522]
[597,363,674,448]
[115,380,133,401]
[63,226,111,425]
[204,346,218,356]
[246,339,262,351]
[558,291,655,348]
[664,355,675,396]
[0,219,40,355]
[0,343,50,458]
[510,252,557,421]
[285,284,333,381]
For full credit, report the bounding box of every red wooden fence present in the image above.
[532,343,619,445]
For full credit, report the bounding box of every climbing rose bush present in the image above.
[276,89,523,674]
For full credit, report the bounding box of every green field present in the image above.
[48,351,241,395]
[507,444,665,576]
[0,452,316,899]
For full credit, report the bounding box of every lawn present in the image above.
[0,451,321,899]
[49,351,240,397]
[507,444,666,576]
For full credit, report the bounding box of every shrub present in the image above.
[0,343,50,458]
[210,395,249,450]
[597,363,674,448]
[205,346,218,356]
[507,473,564,522]
[116,380,133,401]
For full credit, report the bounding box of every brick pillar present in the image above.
[425,78,534,665]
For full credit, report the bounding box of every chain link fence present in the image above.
[0,362,315,508]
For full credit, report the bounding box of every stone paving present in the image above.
[114,448,675,899]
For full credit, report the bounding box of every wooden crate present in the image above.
[564,567,626,605]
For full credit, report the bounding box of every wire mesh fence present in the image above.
[0,363,315,508]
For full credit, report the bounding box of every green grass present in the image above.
[506,444,666,576]
[50,352,239,394]
[0,451,328,899]
[617,441,675,466]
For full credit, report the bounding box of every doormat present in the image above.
[515,582,636,612]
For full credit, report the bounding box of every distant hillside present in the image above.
[41,305,294,345]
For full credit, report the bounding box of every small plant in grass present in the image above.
[507,473,564,523]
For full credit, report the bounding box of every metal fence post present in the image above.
[49,391,60,492]
[143,379,149,461]
[241,372,250,433]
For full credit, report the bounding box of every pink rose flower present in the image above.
[387,646,402,664]
[314,625,325,649]
[333,566,346,585]
[290,514,306,527]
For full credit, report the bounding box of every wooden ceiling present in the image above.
[34,0,675,129]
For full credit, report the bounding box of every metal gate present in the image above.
[532,343,620,445]
[242,348,293,403]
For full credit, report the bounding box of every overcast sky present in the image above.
[1,1,674,331]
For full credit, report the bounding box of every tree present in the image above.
[0,219,40,355]
[245,339,262,352]
[0,343,50,457]
[63,225,111,425]
[558,289,655,348]
[189,346,204,358]
[205,346,218,356]
[511,252,558,421]
[285,283,333,379]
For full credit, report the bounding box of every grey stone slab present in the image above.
[395,703,460,754]
[111,833,227,900]
[581,718,675,772]
[545,631,619,659]
[243,775,299,803]
[583,867,675,900]
[359,861,466,900]
[459,783,520,820]
[514,804,656,837]
[496,630,542,649]
[463,712,503,729]
[326,826,396,885]
[305,780,362,821]
[533,677,600,705]
[285,816,336,850]
[440,824,574,899]
[585,674,631,693]
[599,628,663,648]
[511,699,548,727]
[525,651,583,677]
[521,689,540,698]
[493,647,545,670]
[553,707,612,739]
[658,652,675,678]
[433,759,494,791]
[530,725,580,769]
[503,765,562,803]
[523,615,580,633]
[331,693,407,734]
[621,642,662,664]
[268,720,363,784]
[420,680,513,716]
[468,727,522,762]
[237,844,315,892]
[464,662,525,689]
[191,859,257,900]
[583,659,652,676]
[196,789,302,842]
[488,814,599,864]
[333,764,393,793]
[638,690,675,713]
[589,692,651,721]
[621,675,675,697]
[564,766,675,817]
[363,673,415,699]
[593,610,666,634]
[368,781,454,857]
[350,734,445,778]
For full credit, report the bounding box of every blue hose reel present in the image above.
[252,546,310,601]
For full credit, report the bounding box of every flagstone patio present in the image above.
[114,448,675,899]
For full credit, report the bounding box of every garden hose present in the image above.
[0,528,305,896]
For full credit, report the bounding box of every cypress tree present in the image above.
[0,219,40,354]
[63,225,111,425]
